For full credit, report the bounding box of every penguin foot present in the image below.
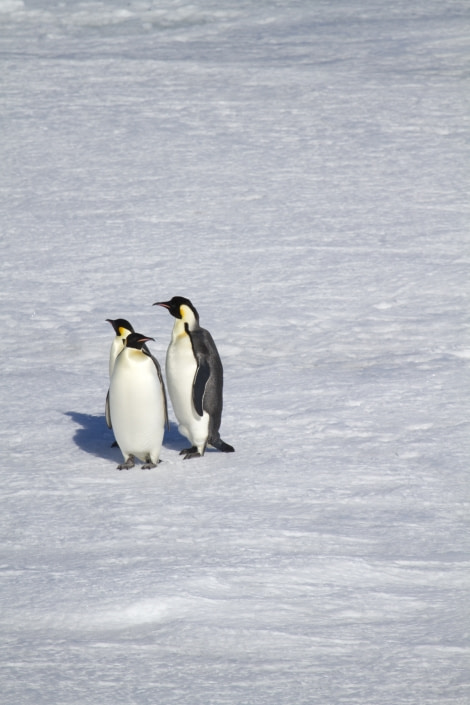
[211,438,235,453]
[180,446,201,460]
[117,455,135,470]
[111,440,118,448]
[142,456,160,469]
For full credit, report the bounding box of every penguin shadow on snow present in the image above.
[65,411,118,462]
[162,420,190,453]
[65,411,187,462]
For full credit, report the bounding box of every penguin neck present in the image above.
[121,348,147,366]
[172,312,198,339]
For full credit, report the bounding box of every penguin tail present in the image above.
[211,437,235,453]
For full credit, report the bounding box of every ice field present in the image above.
[1,1,469,703]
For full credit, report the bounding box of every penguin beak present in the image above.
[106,318,119,334]
[138,336,155,343]
[153,301,170,309]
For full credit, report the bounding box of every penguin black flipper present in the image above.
[153,355,170,431]
[193,358,211,417]
[142,343,170,431]
[191,330,234,453]
[186,325,216,418]
[105,389,112,429]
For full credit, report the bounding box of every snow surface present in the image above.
[1,0,469,703]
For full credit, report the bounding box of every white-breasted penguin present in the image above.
[106,318,135,378]
[105,318,135,431]
[108,332,169,470]
[154,296,234,459]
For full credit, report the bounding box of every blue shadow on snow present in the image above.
[65,411,185,461]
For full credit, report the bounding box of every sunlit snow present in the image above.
[1,1,469,703]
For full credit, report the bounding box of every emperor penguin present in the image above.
[106,318,135,378]
[105,318,135,431]
[154,296,234,459]
[108,332,169,470]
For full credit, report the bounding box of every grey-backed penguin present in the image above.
[105,318,135,431]
[154,296,234,459]
[108,332,169,470]
[106,318,135,378]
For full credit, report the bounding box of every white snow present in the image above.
[1,1,469,703]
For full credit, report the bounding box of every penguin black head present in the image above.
[125,332,154,350]
[153,296,200,323]
[106,318,135,336]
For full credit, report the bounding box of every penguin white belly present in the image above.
[110,354,164,464]
[109,337,125,377]
[166,333,209,451]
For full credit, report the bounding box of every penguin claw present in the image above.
[142,458,162,470]
[117,455,135,470]
[180,446,201,460]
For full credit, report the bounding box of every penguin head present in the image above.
[154,296,200,325]
[125,333,155,350]
[106,318,135,337]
